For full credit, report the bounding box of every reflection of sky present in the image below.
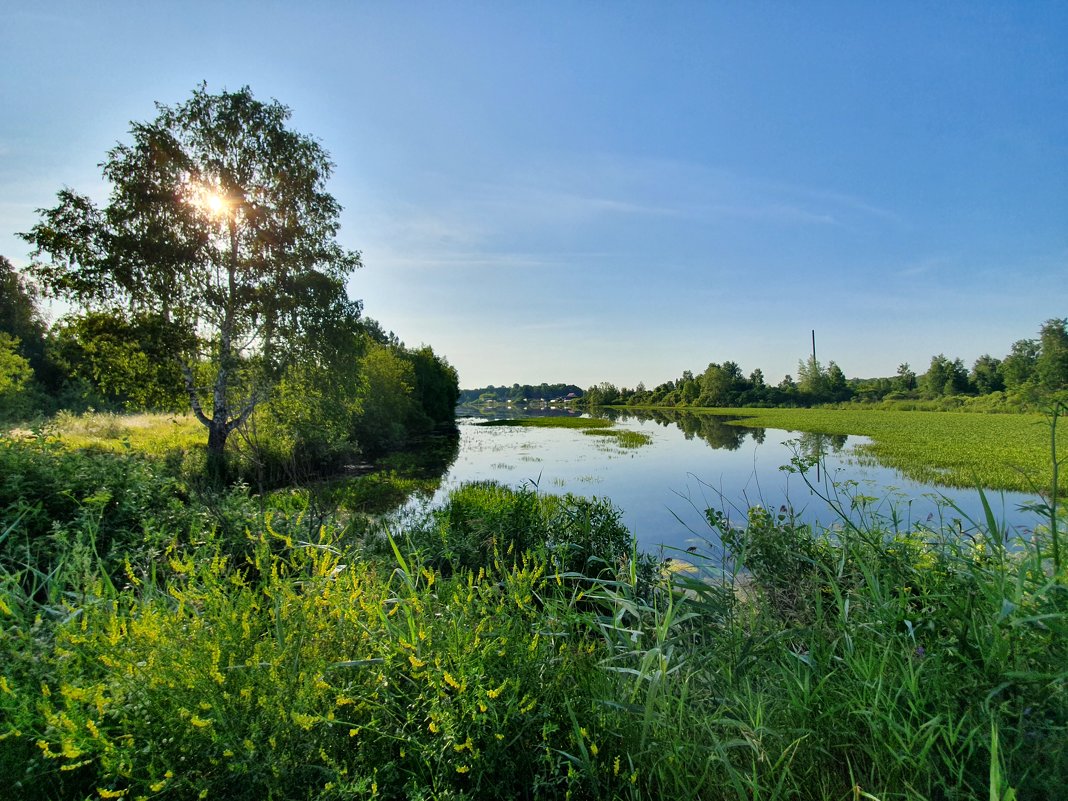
[430,417,1042,557]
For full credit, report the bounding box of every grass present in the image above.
[3,412,1066,799]
[42,410,206,456]
[583,429,653,448]
[3,455,1064,799]
[685,407,1065,495]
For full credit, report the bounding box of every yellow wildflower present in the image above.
[456,765,470,774]
[290,712,317,730]
[61,740,84,759]
[97,790,128,799]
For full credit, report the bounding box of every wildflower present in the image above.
[61,740,84,759]
[97,789,128,799]
[579,727,588,739]
[429,721,440,733]
[487,680,507,699]
[291,712,317,730]
[409,654,426,669]
[614,756,621,776]
[190,715,213,728]
[443,671,461,690]
[456,765,470,774]
[589,743,599,756]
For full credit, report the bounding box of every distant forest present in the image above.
[459,383,584,405]
[584,318,1068,411]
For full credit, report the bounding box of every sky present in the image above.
[2,1,1066,389]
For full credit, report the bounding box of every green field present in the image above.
[696,407,1064,494]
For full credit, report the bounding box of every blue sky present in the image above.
[2,2,1065,389]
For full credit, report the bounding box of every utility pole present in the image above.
[811,329,820,483]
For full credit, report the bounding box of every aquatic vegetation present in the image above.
[699,407,1064,494]
[582,428,653,449]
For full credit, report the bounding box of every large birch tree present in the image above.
[22,85,361,476]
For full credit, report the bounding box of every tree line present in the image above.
[458,383,584,405]
[583,319,1068,410]
[0,85,458,481]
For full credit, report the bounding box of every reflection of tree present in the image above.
[794,431,848,463]
[404,427,462,479]
[618,409,765,451]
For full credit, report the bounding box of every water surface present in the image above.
[430,408,1041,556]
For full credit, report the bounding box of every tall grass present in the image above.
[1,423,1065,799]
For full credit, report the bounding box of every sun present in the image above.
[189,184,229,217]
[203,191,226,215]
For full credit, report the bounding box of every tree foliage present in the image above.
[0,256,47,370]
[576,318,1067,411]
[22,85,361,468]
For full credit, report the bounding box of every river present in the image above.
[409,407,1044,556]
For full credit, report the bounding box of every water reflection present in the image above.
[604,408,766,451]
[359,407,1042,556]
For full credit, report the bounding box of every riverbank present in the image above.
[2,439,1065,799]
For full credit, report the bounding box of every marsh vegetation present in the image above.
[2,419,1066,799]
